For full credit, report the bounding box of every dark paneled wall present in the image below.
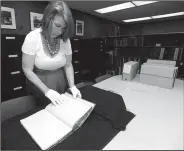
[1,1,120,38]
[121,18,184,35]
[1,1,47,35]
[72,9,119,38]
[142,19,184,35]
[2,1,183,37]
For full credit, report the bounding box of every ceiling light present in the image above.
[95,2,135,14]
[152,11,184,19]
[132,1,158,6]
[123,17,152,22]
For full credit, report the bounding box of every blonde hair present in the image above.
[41,1,74,42]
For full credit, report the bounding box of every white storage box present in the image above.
[122,61,139,81]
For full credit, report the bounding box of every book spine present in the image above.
[159,48,165,59]
[173,48,179,60]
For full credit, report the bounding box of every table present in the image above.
[94,75,184,150]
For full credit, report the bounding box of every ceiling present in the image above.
[66,1,184,24]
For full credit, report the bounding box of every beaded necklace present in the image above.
[44,37,59,56]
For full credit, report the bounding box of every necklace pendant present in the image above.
[44,37,59,56]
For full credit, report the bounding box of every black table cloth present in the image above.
[1,86,135,150]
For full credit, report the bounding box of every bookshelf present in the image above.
[103,33,184,79]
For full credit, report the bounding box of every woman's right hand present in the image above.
[45,89,65,106]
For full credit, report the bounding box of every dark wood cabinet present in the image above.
[1,34,27,102]
[70,37,107,82]
[67,34,184,84]
[71,38,83,84]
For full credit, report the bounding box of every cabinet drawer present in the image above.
[1,35,25,55]
[93,44,104,49]
[74,69,80,75]
[98,48,104,52]
[72,60,80,68]
[3,70,24,77]
[2,70,24,84]
[73,66,80,72]
[71,38,80,50]
[2,72,26,90]
[4,54,22,60]
[2,58,22,74]
[72,50,81,59]
[2,53,21,59]
[92,39,104,47]
[74,73,81,84]
[73,60,80,64]
[1,85,26,102]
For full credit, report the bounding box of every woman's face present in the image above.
[49,14,66,39]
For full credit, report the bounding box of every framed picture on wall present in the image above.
[76,20,84,36]
[30,12,43,30]
[1,6,16,29]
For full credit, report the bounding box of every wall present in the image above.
[72,9,119,38]
[141,18,184,35]
[1,1,47,35]
[2,1,183,37]
[120,18,184,35]
[1,1,120,38]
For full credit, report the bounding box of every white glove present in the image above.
[69,86,82,98]
[45,89,65,106]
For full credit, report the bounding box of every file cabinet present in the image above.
[91,38,106,77]
[79,38,107,80]
[1,34,27,102]
[71,38,82,84]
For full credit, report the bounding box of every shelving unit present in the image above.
[103,33,184,79]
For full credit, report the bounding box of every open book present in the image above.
[20,93,95,150]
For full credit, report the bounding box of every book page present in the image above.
[63,93,96,130]
[45,94,95,129]
[75,108,93,129]
[20,109,72,150]
[64,93,95,109]
[64,93,95,128]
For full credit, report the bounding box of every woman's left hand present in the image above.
[70,86,82,98]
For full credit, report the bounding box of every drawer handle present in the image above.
[100,49,103,51]
[75,71,79,74]
[74,61,79,63]
[11,71,20,75]
[13,86,22,91]
[74,39,78,41]
[6,37,15,39]
[74,50,78,53]
[8,54,18,58]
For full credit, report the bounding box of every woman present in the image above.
[22,1,81,107]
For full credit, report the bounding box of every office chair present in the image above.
[76,81,95,89]
[95,74,112,83]
[1,95,36,123]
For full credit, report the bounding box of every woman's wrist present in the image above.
[43,86,50,95]
[69,84,75,88]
